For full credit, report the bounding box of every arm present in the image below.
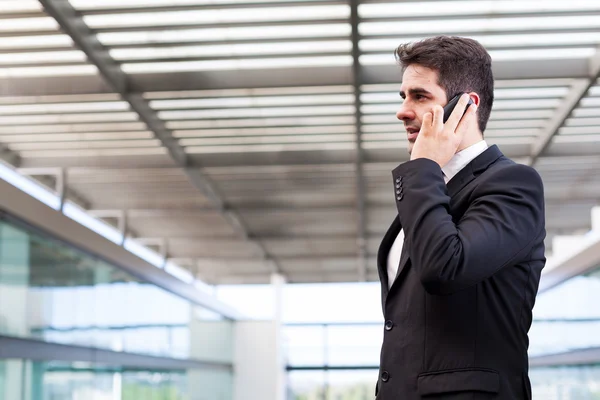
[393,158,545,295]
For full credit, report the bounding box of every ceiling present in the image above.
[1,0,600,284]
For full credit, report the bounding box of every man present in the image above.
[376,36,546,399]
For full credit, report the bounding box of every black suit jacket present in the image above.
[376,145,546,399]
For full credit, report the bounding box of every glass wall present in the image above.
[284,324,381,367]
[529,271,600,357]
[288,370,377,400]
[0,359,191,400]
[0,216,233,362]
[0,215,235,400]
[530,365,600,399]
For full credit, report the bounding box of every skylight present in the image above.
[150,94,354,110]
[185,142,355,154]
[110,41,352,60]
[167,116,355,129]
[359,16,600,36]
[179,134,355,146]
[358,0,600,18]
[0,51,86,65]
[0,65,98,78]
[9,139,160,151]
[0,35,73,50]
[98,24,351,45]
[173,125,355,138]
[19,148,167,158]
[71,0,334,9]
[145,85,353,99]
[158,105,355,120]
[0,112,138,125]
[0,0,42,13]
[0,122,146,134]
[85,6,350,28]
[0,17,58,32]
[0,94,121,105]
[0,101,130,114]
[0,132,153,143]
[122,56,353,73]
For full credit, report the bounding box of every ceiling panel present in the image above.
[0,0,598,285]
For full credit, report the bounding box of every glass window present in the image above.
[529,271,600,357]
[0,217,233,362]
[288,369,377,400]
[530,365,600,398]
[0,359,197,400]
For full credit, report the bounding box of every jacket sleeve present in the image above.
[393,158,545,295]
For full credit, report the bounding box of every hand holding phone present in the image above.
[443,93,474,124]
[410,93,477,167]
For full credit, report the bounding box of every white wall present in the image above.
[233,321,285,400]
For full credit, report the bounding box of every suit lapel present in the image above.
[447,145,503,197]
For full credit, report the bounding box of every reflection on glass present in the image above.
[0,359,193,400]
[283,324,382,368]
[530,365,600,398]
[288,370,376,400]
[530,272,600,356]
[0,217,233,362]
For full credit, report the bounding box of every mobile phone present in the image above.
[443,93,474,124]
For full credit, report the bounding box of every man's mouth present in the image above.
[406,127,420,142]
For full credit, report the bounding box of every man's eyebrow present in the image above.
[399,88,433,98]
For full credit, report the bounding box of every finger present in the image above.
[422,111,433,133]
[432,105,444,131]
[455,103,477,140]
[445,93,471,131]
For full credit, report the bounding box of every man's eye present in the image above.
[415,94,426,100]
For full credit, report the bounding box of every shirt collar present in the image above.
[442,140,488,183]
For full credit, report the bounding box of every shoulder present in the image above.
[482,157,543,188]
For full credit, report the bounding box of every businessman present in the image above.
[376,36,546,399]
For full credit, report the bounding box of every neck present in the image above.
[457,130,484,153]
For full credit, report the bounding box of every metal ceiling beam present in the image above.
[529,47,600,166]
[350,0,367,282]
[39,0,282,275]
[0,143,21,167]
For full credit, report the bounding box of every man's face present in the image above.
[397,64,448,154]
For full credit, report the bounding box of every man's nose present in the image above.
[396,104,415,121]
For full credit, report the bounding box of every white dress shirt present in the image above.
[386,140,488,288]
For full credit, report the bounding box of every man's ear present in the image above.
[468,92,481,106]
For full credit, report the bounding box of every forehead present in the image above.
[400,64,441,92]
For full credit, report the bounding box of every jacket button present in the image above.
[381,371,390,382]
[384,320,393,331]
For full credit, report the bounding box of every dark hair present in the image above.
[394,36,494,133]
